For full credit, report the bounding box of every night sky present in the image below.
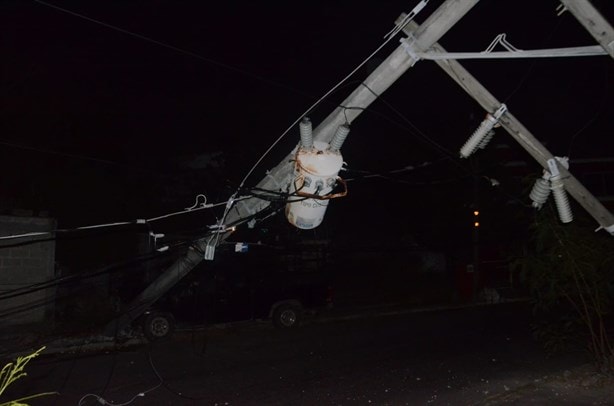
[1,0,613,249]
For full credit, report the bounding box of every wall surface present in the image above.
[0,214,56,327]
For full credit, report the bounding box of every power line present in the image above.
[0,195,253,242]
[0,139,138,170]
[359,82,468,169]
[31,0,315,102]
[0,246,181,303]
[233,0,432,192]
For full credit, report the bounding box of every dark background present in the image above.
[1,0,613,258]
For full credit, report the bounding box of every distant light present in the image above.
[473,210,479,216]
[474,222,480,227]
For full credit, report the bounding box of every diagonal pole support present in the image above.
[396,18,614,234]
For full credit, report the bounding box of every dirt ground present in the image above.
[3,302,614,405]
[471,364,614,405]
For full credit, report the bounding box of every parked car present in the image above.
[139,242,333,340]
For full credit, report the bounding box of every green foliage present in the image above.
[531,316,584,356]
[0,347,57,406]
[512,204,614,373]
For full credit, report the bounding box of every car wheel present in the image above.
[143,312,175,341]
[272,303,303,329]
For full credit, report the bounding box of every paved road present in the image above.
[5,302,595,405]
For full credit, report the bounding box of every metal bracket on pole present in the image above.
[546,158,561,178]
[400,34,422,66]
[596,224,614,235]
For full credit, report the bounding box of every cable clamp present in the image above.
[136,219,146,224]
[385,0,429,39]
[400,33,421,64]
[225,194,236,210]
[492,104,507,120]
[556,3,568,16]
[204,244,215,260]
[546,156,569,178]
[547,159,560,178]
[595,223,614,235]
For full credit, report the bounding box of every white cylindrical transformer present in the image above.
[286,140,344,229]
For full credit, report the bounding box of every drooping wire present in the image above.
[77,380,162,406]
[503,15,564,103]
[146,195,253,222]
[344,84,532,206]
[32,0,429,233]
[146,346,208,401]
[0,195,253,242]
[0,232,202,305]
[566,62,611,158]
[359,82,472,175]
[235,3,428,191]
[208,25,425,239]
[343,158,447,182]
[0,138,140,171]
[31,0,314,102]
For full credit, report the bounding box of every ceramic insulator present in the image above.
[299,117,313,149]
[529,178,551,209]
[460,114,497,158]
[551,177,573,223]
[329,124,350,152]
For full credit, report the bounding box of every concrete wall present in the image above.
[0,214,56,327]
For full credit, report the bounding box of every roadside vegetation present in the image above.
[513,204,614,374]
[0,347,56,406]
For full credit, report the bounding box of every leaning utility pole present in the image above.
[228,0,482,226]
[104,0,482,336]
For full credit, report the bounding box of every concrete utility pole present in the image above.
[104,0,482,336]
[396,18,614,234]
[559,0,614,59]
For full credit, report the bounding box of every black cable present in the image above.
[0,241,189,303]
[0,222,144,245]
[567,62,611,158]
[0,139,143,172]
[31,0,316,103]
[51,353,79,406]
[354,82,536,207]
[147,345,209,401]
[248,189,310,204]
[503,17,564,104]
[341,105,367,125]
[0,172,325,355]
[359,82,470,172]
